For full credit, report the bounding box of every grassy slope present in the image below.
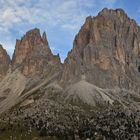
[0,122,58,140]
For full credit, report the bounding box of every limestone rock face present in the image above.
[61,8,140,91]
[0,45,10,80]
[12,28,62,76]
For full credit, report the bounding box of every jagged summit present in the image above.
[12,28,51,67]
[84,8,127,22]
[42,31,49,46]
[11,28,62,76]
[21,28,49,48]
[99,8,126,15]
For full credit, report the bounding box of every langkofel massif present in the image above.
[0,8,140,140]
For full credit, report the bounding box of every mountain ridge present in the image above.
[0,8,140,114]
[0,8,140,140]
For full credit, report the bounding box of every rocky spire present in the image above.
[12,28,51,67]
[12,28,61,76]
[42,32,48,46]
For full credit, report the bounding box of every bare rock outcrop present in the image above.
[12,28,62,76]
[61,8,140,91]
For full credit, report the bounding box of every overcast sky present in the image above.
[0,0,140,62]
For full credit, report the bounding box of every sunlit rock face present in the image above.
[0,45,10,80]
[61,8,140,91]
[12,28,62,76]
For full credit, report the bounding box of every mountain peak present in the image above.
[42,31,49,46]
[12,28,51,68]
[99,8,126,16]
[61,8,140,90]
[25,28,40,36]
[11,28,62,76]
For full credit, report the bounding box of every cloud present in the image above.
[0,0,97,32]
[101,0,118,7]
[104,0,117,3]
[0,0,118,34]
[0,0,118,59]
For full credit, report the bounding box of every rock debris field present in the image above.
[0,94,140,140]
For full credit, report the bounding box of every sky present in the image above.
[0,0,140,62]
